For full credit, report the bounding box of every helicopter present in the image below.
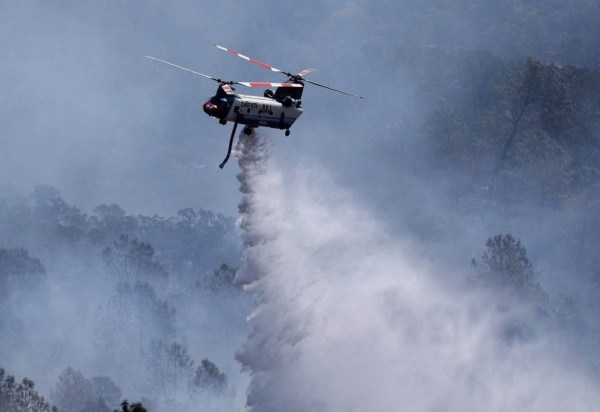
[146,45,363,168]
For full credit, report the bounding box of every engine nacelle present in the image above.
[281,96,293,107]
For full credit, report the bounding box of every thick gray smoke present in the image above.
[233,133,600,412]
[4,2,600,411]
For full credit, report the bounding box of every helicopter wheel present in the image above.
[243,127,253,135]
[285,129,290,137]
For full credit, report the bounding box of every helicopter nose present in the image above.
[203,101,219,116]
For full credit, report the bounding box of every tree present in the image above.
[50,368,124,412]
[190,359,229,395]
[0,248,46,278]
[146,341,194,398]
[510,128,572,206]
[471,234,548,304]
[91,204,139,243]
[90,376,122,410]
[50,367,97,412]
[102,235,168,284]
[31,185,88,242]
[115,400,147,412]
[492,59,573,183]
[471,234,552,344]
[0,248,46,298]
[197,263,239,294]
[0,368,56,412]
[94,204,126,226]
[94,282,176,380]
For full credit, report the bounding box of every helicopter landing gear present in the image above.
[285,129,290,137]
[243,126,253,135]
[219,121,238,169]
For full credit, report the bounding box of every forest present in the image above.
[0,185,247,411]
[390,46,600,367]
[420,53,600,274]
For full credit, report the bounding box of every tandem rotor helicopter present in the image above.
[146,45,363,168]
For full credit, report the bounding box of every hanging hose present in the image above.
[219,121,238,169]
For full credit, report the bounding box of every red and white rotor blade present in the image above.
[237,82,303,88]
[215,44,284,74]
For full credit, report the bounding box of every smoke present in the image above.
[233,132,600,412]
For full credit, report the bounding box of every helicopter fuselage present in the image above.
[145,44,362,168]
[203,88,303,131]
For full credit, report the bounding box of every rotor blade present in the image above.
[215,44,289,75]
[237,82,303,88]
[297,68,318,77]
[303,79,364,99]
[145,55,221,82]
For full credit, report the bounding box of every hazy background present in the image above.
[2,1,600,411]
[3,0,598,216]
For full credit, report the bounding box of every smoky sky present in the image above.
[0,0,568,214]
[3,1,598,216]
[3,1,600,409]
[1,0,437,218]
